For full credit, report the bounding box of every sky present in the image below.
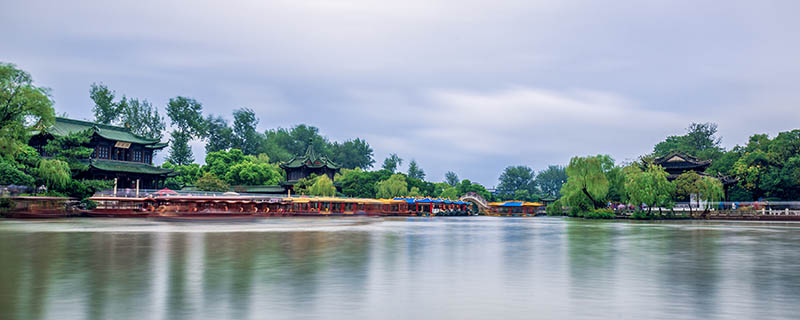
[3,0,800,187]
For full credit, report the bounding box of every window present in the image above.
[144,152,151,164]
[133,151,142,162]
[97,146,109,159]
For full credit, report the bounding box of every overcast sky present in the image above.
[3,0,800,186]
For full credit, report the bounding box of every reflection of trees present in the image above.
[565,219,618,308]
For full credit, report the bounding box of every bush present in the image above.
[80,199,97,210]
[0,161,35,186]
[546,200,564,216]
[631,210,654,220]
[0,197,14,212]
[65,179,113,200]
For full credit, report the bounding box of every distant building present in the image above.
[280,144,340,186]
[653,151,737,198]
[29,117,173,189]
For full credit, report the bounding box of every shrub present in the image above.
[582,208,616,219]
[0,161,35,186]
[546,200,564,216]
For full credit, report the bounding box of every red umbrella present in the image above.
[154,188,178,195]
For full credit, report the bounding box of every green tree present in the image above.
[331,138,375,169]
[561,155,610,212]
[224,159,283,186]
[444,171,459,187]
[409,186,423,197]
[376,174,409,198]
[407,159,425,180]
[90,83,119,124]
[203,149,246,178]
[457,179,492,201]
[696,176,724,210]
[653,122,724,160]
[293,173,318,196]
[167,131,194,166]
[382,153,403,173]
[43,130,93,174]
[38,159,71,191]
[535,165,566,198]
[0,63,55,157]
[204,114,234,153]
[624,164,675,215]
[196,172,229,192]
[231,108,262,155]
[119,98,165,140]
[162,162,202,190]
[674,171,702,212]
[439,186,459,199]
[497,165,536,200]
[335,168,389,198]
[308,175,336,196]
[0,161,35,186]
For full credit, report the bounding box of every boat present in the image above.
[0,197,78,218]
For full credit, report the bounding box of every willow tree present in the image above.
[674,171,702,213]
[38,159,71,191]
[625,164,675,215]
[696,176,724,210]
[376,174,408,198]
[0,63,55,157]
[561,155,610,213]
[308,175,336,197]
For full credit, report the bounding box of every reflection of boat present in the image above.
[1,197,78,218]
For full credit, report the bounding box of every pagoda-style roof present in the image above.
[280,144,340,170]
[41,117,167,148]
[654,152,711,171]
[90,159,173,176]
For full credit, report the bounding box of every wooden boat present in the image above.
[1,197,77,218]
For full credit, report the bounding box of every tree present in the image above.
[382,153,403,173]
[535,165,566,198]
[696,176,724,210]
[560,155,610,212]
[444,171,459,187]
[376,174,409,198]
[38,159,71,191]
[335,168,389,198]
[331,138,375,169]
[439,186,459,199]
[162,162,202,190]
[43,130,93,174]
[196,172,229,192]
[674,171,702,212]
[308,175,336,196]
[457,179,492,201]
[497,165,536,200]
[167,131,194,165]
[0,161,34,186]
[653,122,723,160]
[166,96,205,137]
[0,63,55,157]
[407,159,425,180]
[224,159,283,186]
[231,108,262,155]
[90,83,118,124]
[624,164,675,215]
[119,98,165,140]
[204,114,234,153]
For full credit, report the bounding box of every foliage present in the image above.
[167,131,194,165]
[545,199,564,216]
[407,159,425,180]
[561,155,611,211]
[231,108,262,155]
[0,62,55,157]
[204,149,246,178]
[119,98,165,140]
[457,179,492,202]
[382,153,403,173]
[38,159,71,191]
[696,176,724,209]
[293,173,318,196]
[439,186,459,199]
[0,161,35,186]
[331,138,375,170]
[90,83,119,124]
[444,171,459,187]
[535,165,566,198]
[653,122,724,160]
[497,165,537,200]
[335,168,390,198]
[731,130,800,200]
[162,162,202,189]
[624,164,675,214]
[196,172,229,192]
[204,114,234,153]
[581,208,615,219]
[307,175,336,197]
[376,174,409,198]
[66,179,113,200]
[674,171,701,202]
[224,158,283,186]
[166,96,205,137]
[409,186,422,197]
[43,129,93,173]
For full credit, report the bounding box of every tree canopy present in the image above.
[497,165,537,200]
[382,153,403,173]
[0,63,55,157]
[407,159,425,180]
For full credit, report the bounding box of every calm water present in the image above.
[1,217,799,320]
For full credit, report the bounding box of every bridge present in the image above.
[459,192,491,214]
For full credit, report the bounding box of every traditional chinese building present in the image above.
[653,152,712,180]
[29,117,173,189]
[280,144,340,190]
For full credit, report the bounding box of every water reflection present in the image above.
[2,218,800,319]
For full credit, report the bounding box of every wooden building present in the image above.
[653,152,712,180]
[280,144,340,186]
[29,117,173,189]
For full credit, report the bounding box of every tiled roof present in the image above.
[90,159,173,175]
[46,117,166,147]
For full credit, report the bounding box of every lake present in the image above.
[1,217,799,319]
